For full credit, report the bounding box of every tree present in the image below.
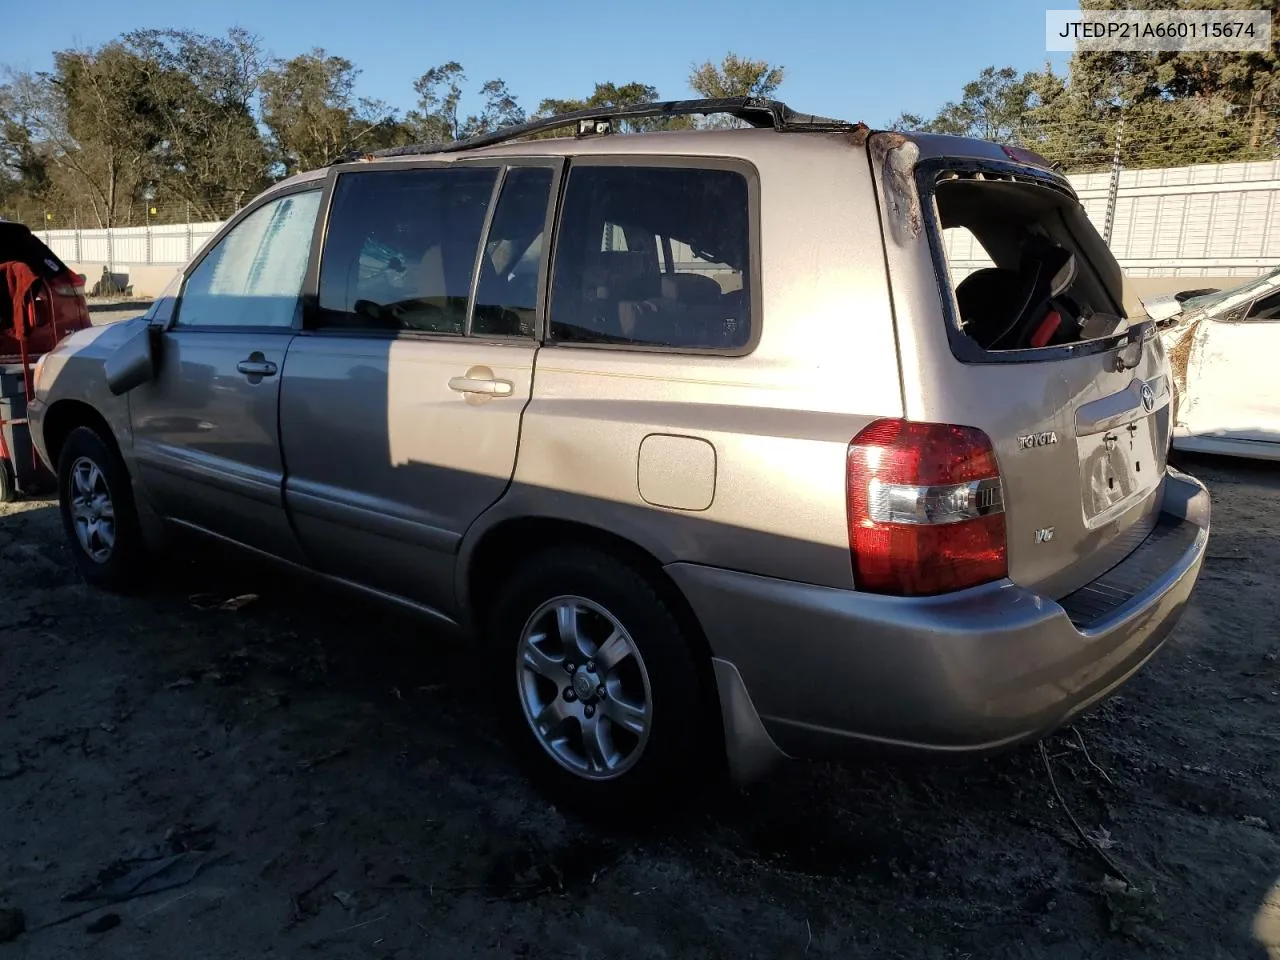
[1048,0,1278,166]
[886,63,1110,168]
[2,45,169,227]
[889,0,1277,172]
[889,67,1041,143]
[410,64,527,142]
[0,80,53,220]
[689,53,784,100]
[261,50,397,174]
[410,61,465,142]
[467,78,526,137]
[119,28,272,219]
[533,81,670,136]
[688,53,784,129]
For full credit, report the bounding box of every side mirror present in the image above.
[103,320,164,396]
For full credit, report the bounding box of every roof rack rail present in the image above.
[333,97,865,164]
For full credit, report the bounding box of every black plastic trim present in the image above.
[1057,513,1201,628]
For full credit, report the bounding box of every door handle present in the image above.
[237,358,277,378]
[449,375,512,397]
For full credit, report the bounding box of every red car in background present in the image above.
[1,220,90,357]
[1,219,92,499]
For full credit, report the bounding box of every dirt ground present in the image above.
[1,450,1277,959]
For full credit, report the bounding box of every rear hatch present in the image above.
[869,133,1171,599]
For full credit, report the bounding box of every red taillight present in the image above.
[847,418,1008,596]
[52,272,85,297]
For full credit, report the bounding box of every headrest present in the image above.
[661,273,722,303]
[582,251,659,301]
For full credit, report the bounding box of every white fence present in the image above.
[1075,160,1280,278]
[38,220,223,268]
[946,159,1280,283]
[33,159,1280,281]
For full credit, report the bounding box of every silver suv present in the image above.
[28,98,1210,809]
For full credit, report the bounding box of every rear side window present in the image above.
[317,166,498,334]
[472,166,554,338]
[933,176,1127,353]
[549,165,751,351]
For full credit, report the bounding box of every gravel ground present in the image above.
[0,451,1277,959]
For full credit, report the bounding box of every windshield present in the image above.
[1181,265,1280,313]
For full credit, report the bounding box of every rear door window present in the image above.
[316,166,498,334]
[549,165,752,351]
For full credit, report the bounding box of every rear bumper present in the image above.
[668,469,1210,783]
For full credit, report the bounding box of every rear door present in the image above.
[279,159,560,615]
[870,134,1171,598]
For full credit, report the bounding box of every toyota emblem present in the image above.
[1140,382,1155,413]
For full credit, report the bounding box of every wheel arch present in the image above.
[461,513,726,758]
[43,399,119,469]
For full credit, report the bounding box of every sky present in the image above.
[0,0,1073,128]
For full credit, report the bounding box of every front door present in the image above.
[130,187,323,562]
[279,160,560,615]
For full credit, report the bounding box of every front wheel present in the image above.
[491,547,713,816]
[57,426,147,592]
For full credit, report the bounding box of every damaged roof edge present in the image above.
[893,131,1064,176]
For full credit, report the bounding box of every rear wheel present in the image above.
[56,426,147,592]
[490,546,711,816]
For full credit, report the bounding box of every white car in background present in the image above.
[1155,266,1280,461]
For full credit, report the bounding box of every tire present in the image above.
[56,425,147,592]
[490,546,712,818]
[0,457,14,503]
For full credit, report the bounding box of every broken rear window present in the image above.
[932,175,1128,353]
